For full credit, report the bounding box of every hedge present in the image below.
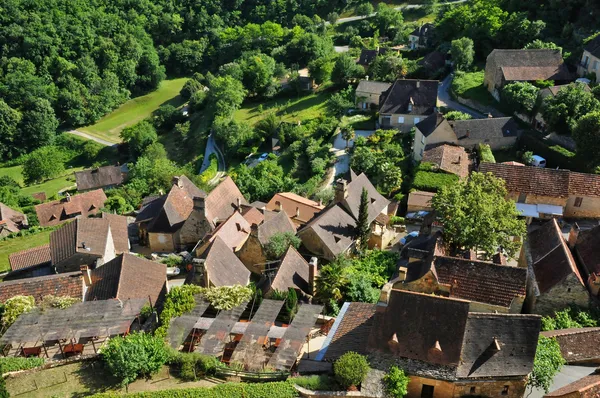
[0,357,44,373]
[88,381,299,398]
[412,171,459,192]
[477,143,496,163]
[519,134,583,171]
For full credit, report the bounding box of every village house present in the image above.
[378,79,439,132]
[408,23,435,50]
[519,219,589,315]
[480,162,600,219]
[541,327,600,365]
[6,245,52,280]
[318,289,541,398]
[0,271,85,303]
[578,34,600,82]
[259,246,315,298]
[35,189,107,227]
[50,214,130,274]
[355,79,391,111]
[265,192,324,227]
[484,49,572,100]
[421,144,470,178]
[193,235,251,287]
[544,372,600,398]
[0,203,28,238]
[298,172,394,260]
[197,211,252,255]
[357,47,389,69]
[413,113,520,161]
[75,165,127,192]
[407,191,435,213]
[419,51,447,75]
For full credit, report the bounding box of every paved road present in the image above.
[66,130,118,146]
[437,74,486,119]
[200,133,226,185]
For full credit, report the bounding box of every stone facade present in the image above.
[413,124,457,161]
[526,273,590,315]
[578,44,600,82]
[178,206,213,249]
[298,228,341,261]
[237,232,268,274]
[379,113,426,133]
[148,232,176,253]
[564,195,600,218]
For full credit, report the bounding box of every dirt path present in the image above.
[66,130,119,146]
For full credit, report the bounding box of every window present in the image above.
[421,134,425,145]
[583,55,590,68]
[421,385,434,398]
[502,386,509,395]
[408,103,413,112]
[470,387,476,394]
[518,192,527,203]
[414,117,421,124]
[398,116,405,124]
[574,197,583,208]
[594,61,599,71]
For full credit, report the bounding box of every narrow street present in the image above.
[437,74,486,119]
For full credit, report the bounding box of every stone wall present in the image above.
[564,196,600,219]
[453,378,527,398]
[148,232,175,253]
[534,274,590,315]
[237,234,267,274]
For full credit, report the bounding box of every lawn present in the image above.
[234,91,332,126]
[80,78,188,143]
[451,71,496,107]
[0,230,52,272]
[0,165,83,198]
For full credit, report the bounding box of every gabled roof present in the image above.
[357,48,387,66]
[101,213,129,254]
[340,172,389,224]
[322,302,377,361]
[205,211,251,251]
[420,51,446,71]
[205,176,247,227]
[574,224,600,275]
[266,192,325,224]
[203,236,250,287]
[487,49,571,81]
[356,80,392,95]
[0,203,27,233]
[9,245,51,272]
[241,206,264,226]
[35,189,107,227]
[541,327,600,364]
[584,34,600,59]
[407,191,435,210]
[268,246,310,294]
[449,117,520,142]
[0,271,83,302]
[422,144,469,178]
[299,204,356,258]
[479,163,571,198]
[75,165,125,191]
[379,79,438,115]
[85,253,166,305]
[545,373,600,397]
[257,210,297,246]
[416,112,454,138]
[527,219,584,293]
[410,23,435,38]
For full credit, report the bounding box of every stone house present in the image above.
[480,162,600,219]
[0,202,28,238]
[259,246,314,298]
[544,372,600,398]
[357,47,389,69]
[407,191,435,213]
[0,271,85,303]
[484,49,572,101]
[75,165,127,192]
[194,235,251,287]
[197,211,251,255]
[577,34,600,82]
[421,144,470,178]
[319,289,541,398]
[355,80,391,111]
[519,219,589,315]
[408,23,434,50]
[541,327,600,365]
[569,224,600,297]
[413,113,520,161]
[35,189,107,227]
[265,192,324,227]
[378,79,438,132]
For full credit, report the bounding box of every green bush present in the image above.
[88,381,299,397]
[477,143,496,163]
[412,171,459,192]
[549,145,575,158]
[333,352,370,389]
[0,357,44,373]
[174,352,220,381]
[383,366,410,398]
[291,375,339,391]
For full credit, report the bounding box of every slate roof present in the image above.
[422,144,469,178]
[257,210,297,246]
[420,51,446,71]
[299,204,356,258]
[205,176,247,227]
[357,48,388,65]
[241,207,264,226]
[574,224,600,275]
[340,172,390,224]
[379,79,438,115]
[407,191,435,210]
[410,23,434,38]
[527,219,584,293]
[202,236,251,287]
[541,327,600,364]
[101,213,129,254]
[266,192,325,224]
[584,34,600,59]
[356,80,392,95]
[85,253,166,305]
[268,246,310,294]
[322,302,377,360]
[35,189,107,227]
[75,165,125,191]
[544,373,600,397]
[416,112,454,138]
[205,211,251,251]
[487,49,571,81]
[0,203,27,233]
[9,245,51,272]
[449,117,520,142]
[0,272,83,302]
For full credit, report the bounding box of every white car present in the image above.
[400,231,419,245]
[258,153,269,161]
[166,267,181,277]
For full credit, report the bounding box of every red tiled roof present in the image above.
[407,191,435,209]
[241,207,264,226]
[9,245,51,272]
[0,272,83,302]
[422,144,469,178]
[205,177,247,226]
[0,203,27,233]
[266,192,325,224]
[35,189,107,227]
[541,328,600,364]
[323,302,376,361]
[205,211,251,251]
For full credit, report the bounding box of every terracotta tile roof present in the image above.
[379,79,438,115]
[147,176,205,233]
[487,49,571,81]
[407,191,435,210]
[422,144,469,178]
[528,219,584,293]
[574,224,600,275]
[568,172,600,197]
[266,192,325,224]
[341,172,390,224]
[433,256,527,308]
[584,34,600,59]
[205,176,247,227]
[206,211,251,251]
[102,213,130,254]
[75,165,125,191]
[50,218,111,265]
[298,204,356,258]
[202,236,250,287]
[257,210,297,246]
[0,272,83,302]
[322,302,376,361]
[0,203,27,233]
[268,246,310,294]
[9,245,51,272]
[541,328,600,364]
[545,373,600,397]
[86,253,166,305]
[35,189,107,227]
[241,207,264,226]
[502,161,524,166]
[479,163,571,198]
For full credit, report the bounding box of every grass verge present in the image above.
[451,71,496,107]
[0,165,83,198]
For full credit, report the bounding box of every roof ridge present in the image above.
[467,312,541,318]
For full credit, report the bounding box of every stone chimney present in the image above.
[492,252,507,265]
[250,223,259,237]
[308,257,318,296]
[416,80,420,88]
[589,273,600,297]
[236,197,242,212]
[397,266,408,282]
[568,223,580,249]
[335,179,348,203]
[172,176,183,188]
[80,265,92,287]
[193,196,206,217]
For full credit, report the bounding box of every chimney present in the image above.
[568,223,580,249]
[492,252,507,265]
[65,192,71,202]
[398,266,408,282]
[193,196,206,217]
[335,179,348,203]
[416,81,420,88]
[236,197,242,212]
[488,113,493,118]
[308,257,318,295]
[295,207,300,218]
[250,223,259,237]
[80,265,92,287]
[172,176,183,188]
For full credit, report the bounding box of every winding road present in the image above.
[200,133,226,186]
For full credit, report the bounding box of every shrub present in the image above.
[175,352,220,381]
[383,366,410,398]
[2,295,35,328]
[292,374,339,391]
[477,143,496,163]
[38,295,79,310]
[412,171,458,192]
[333,352,370,390]
[549,145,575,158]
[265,232,302,259]
[0,357,44,373]
[155,285,203,339]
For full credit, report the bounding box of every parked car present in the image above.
[400,231,419,245]
[166,267,181,277]
[258,153,269,161]
[531,155,546,168]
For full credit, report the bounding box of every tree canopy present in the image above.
[542,84,600,135]
[528,336,565,394]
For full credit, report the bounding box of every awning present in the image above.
[537,204,563,216]
[516,203,564,218]
[516,203,539,218]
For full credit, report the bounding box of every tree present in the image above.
[2,295,35,329]
[284,32,334,67]
[239,52,277,97]
[19,98,59,152]
[542,83,600,135]
[524,40,562,52]
[316,258,349,315]
[326,86,355,117]
[82,141,103,162]
[422,0,439,14]
[333,352,370,390]
[331,54,364,86]
[345,272,379,303]
[102,332,169,388]
[500,12,545,49]
[285,288,298,321]
[351,146,377,175]
[265,232,302,259]
[104,195,134,215]
[121,121,158,158]
[180,79,204,100]
[450,37,474,71]
[522,151,534,165]
[356,188,371,252]
[308,58,334,85]
[370,55,408,82]
[341,126,355,148]
[373,4,404,36]
[207,76,247,116]
[383,366,410,398]
[502,82,539,115]
[573,111,600,163]
[327,12,339,25]
[527,336,565,394]
[431,172,526,258]
[0,99,23,160]
[355,3,374,16]
[444,111,472,120]
[22,146,65,184]
[154,105,184,132]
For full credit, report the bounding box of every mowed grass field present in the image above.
[0,230,52,272]
[79,78,187,143]
[0,165,82,198]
